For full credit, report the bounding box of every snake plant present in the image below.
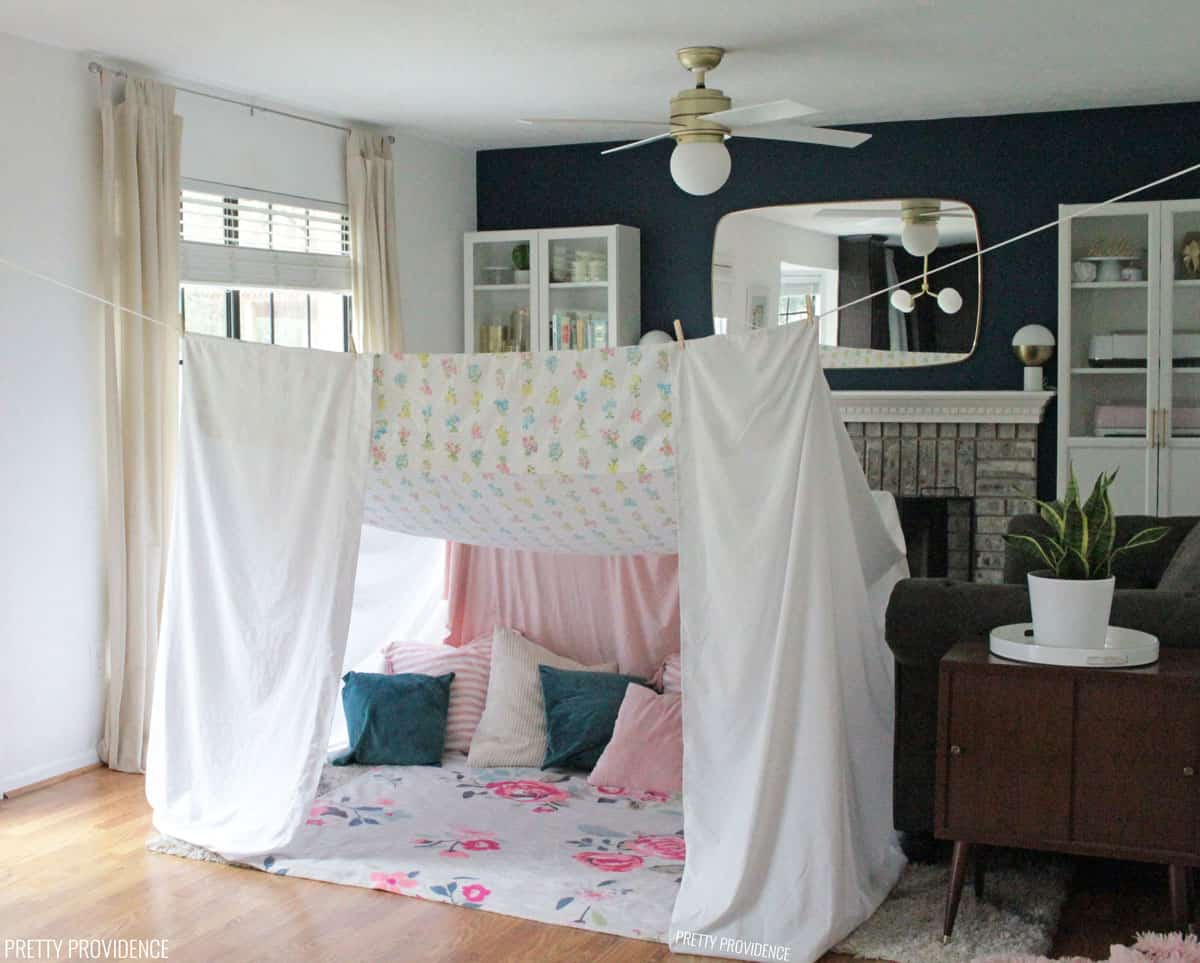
[1003,467,1169,580]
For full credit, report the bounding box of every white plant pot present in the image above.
[1027,572,1115,648]
[513,269,530,284]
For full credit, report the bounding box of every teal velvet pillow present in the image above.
[332,671,454,767]
[538,665,649,771]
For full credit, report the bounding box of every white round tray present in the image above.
[989,623,1159,668]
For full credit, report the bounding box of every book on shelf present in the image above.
[549,312,609,350]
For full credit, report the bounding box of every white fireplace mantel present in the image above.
[831,390,1055,425]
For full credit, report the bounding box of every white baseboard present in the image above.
[1,748,101,797]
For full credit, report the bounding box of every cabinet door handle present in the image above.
[1185,767,1195,777]
[949,745,963,756]
[1161,407,1170,448]
[1148,409,1157,448]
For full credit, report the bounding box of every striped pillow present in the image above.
[381,638,492,753]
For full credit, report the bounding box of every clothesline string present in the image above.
[2,158,1199,336]
[0,252,179,332]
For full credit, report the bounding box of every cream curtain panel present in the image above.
[346,130,403,353]
[99,74,183,773]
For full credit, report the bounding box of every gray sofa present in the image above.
[884,513,1200,856]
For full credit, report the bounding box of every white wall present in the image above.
[391,132,475,353]
[713,214,838,334]
[0,32,106,793]
[179,91,349,205]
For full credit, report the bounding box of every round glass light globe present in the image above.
[1011,323,1056,348]
[937,287,963,314]
[900,220,939,257]
[639,329,674,346]
[890,289,915,313]
[670,141,731,196]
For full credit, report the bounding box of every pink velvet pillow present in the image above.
[588,684,682,794]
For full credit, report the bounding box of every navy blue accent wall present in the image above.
[476,102,1200,498]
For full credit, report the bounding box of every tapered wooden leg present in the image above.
[1170,864,1191,931]
[943,841,972,943]
[974,846,986,902]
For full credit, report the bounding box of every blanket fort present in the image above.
[147,325,906,963]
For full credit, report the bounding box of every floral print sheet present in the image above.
[362,346,680,554]
[251,759,685,942]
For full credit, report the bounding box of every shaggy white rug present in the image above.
[835,853,1071,963]
[146,833,236,865]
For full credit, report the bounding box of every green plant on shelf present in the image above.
[1003,466,1168,579]
[511,244,530,271]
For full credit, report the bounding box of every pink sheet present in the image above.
[445,543,680,678]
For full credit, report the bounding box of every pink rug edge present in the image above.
[975,931,1200,963]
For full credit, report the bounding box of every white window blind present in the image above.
[179,181,352,293]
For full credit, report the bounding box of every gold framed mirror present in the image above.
[712,199,982,367]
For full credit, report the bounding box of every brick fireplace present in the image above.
[832,391,1055,583]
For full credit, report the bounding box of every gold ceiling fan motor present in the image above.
[670,46,731,145]
[899,198,945,226]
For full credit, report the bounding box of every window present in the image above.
[179,183,352,351]
[778,272,823,326]
[179,286,350,351]
[181,189,348,255]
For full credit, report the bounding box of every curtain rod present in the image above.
[88,62,395,144]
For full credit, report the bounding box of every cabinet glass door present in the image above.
[1064,208,1158,512]
[470,236,533,353]
[1066,211,1156,438]
[543,233,612,350]
[1160,202,1200,514]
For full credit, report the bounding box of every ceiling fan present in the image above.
[518,46,871,196]
[815,199,975,256]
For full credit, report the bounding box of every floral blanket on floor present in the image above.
[251,759,684,942]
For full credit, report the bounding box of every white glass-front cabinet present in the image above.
[1058,199,1200,515]
[464,225,640,354]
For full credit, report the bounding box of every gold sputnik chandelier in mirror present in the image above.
[888,255,964,315]
[888,200,968,316]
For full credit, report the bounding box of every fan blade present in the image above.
[601,132,674,155]
[700,99,819,128]
[518,118,666,127]
[736,124,871,149]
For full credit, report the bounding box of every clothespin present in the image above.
[673,319,685,347]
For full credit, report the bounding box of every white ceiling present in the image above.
[4,0,1199,149]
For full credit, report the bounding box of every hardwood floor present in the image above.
[0,770,1176,962]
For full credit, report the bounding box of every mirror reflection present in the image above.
[712,199,981,367]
